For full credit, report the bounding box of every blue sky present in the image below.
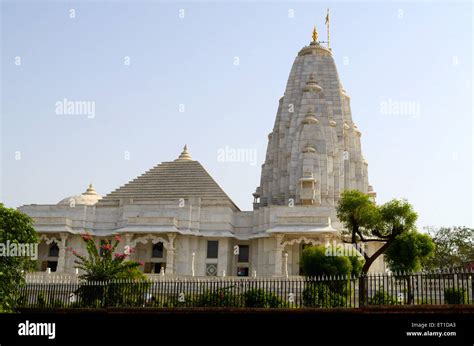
[1,1,472,228]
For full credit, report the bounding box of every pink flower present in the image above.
[114,253,126,260]
[138,261,144,266]
[101,244,112,251]
[114,235,122,242]
[81,233,92,241]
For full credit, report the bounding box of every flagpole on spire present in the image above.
[325,8,330,49]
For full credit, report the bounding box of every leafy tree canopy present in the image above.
[384,231,435,272]
[423,226,474,270]
[336,190,418,274]
[0,204,38,312]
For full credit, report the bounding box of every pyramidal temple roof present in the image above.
[99,146,239,210]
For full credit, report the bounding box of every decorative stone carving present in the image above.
[302,146,316,153]
[282,236,322,247]
[303,73,323,92]
[303,109,319,125]
[39,234,59,245]
[130,234,170,248]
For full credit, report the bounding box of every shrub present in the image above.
[300,246,353,277]
[367,290,397,305]
[51,300,65,308]
[242,289,285,308]
[444,287,468,305]
[75,279,151,308]
[15,293,28,309]
[418,297,432,305]
[36,291,47,308]
[197,289,243,307]
[109,280,151,307]
[168,293,197,307]
[74,283,105,307]
[302,283,347,308]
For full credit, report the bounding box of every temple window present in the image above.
[48,242,59,257]
[206,240,219,259]
[237,245,249,263]
[152,242,164,258]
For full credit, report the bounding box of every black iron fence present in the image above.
[16,270,474,309]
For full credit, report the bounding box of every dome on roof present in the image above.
[58,183,102,206]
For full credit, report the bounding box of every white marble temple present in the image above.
[19,35,385,277]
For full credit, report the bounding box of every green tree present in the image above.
[0,204,38,312]
[385,231,435,273]
[423,227,474,270]
[336,190,418,274]
[336,190,418,305]
[384,231,435,304]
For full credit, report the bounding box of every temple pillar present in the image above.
[273,234,284,276]
[124,233,134,259]
[166,233,176,274]
[57,233,68,272]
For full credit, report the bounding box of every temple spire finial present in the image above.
[175,144,193,161]
[312,26,318,42]
[84,182,97,195]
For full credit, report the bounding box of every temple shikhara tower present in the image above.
[19,26,384,277]
[254,26,375,220]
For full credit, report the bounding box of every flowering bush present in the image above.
[72,233,149,307]
[72,232,145,282]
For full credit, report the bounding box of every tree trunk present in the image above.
[358,240,392,306]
